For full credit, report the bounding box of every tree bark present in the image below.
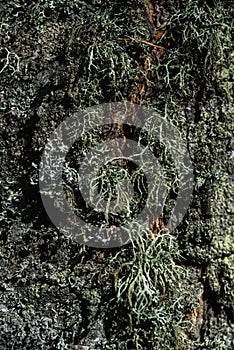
[0,1,233,349]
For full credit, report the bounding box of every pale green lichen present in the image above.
[0,0,233,349]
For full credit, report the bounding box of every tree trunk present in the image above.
[0,1,233,349]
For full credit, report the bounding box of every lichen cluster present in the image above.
[0,0,233,349]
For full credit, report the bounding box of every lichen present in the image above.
[0,0,233,349]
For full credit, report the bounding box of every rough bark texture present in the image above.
[0,1,233,349]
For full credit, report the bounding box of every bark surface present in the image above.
[0,1,233,349]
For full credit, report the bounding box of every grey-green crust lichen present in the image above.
[0,0,233,349]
